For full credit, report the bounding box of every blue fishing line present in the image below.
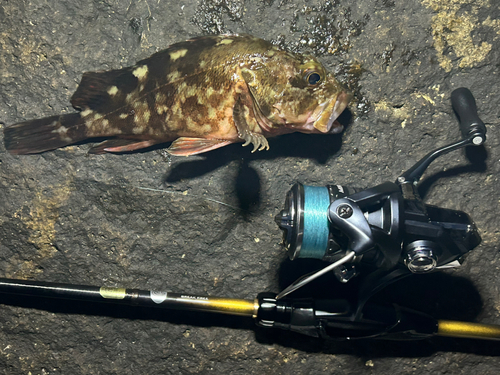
[300,185,330,259]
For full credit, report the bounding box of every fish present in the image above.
[3,34,350,156]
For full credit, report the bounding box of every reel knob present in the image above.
[404,240,438,273]
[451,87,486,145]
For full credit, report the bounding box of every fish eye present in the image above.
[305,71,321,85]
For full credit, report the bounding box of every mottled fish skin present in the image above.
[4,34,350,156]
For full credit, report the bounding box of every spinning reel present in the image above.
[1,88,499,342]
[253,87,491,339]
[274,87,485,303]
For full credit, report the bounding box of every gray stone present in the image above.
[1,0,499,373]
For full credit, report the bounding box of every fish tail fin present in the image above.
[3,113,86,154]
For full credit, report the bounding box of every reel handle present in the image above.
[451,88,486,145]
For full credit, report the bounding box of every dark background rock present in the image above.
[0,0,499,373]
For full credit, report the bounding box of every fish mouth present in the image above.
[312,91,351,134]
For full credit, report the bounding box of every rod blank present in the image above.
[0,278,258,317]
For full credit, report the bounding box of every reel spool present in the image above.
[275,183,357,261]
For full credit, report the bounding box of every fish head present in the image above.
[246,51,350,136]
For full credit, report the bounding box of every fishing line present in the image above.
[135,186,244,211]
[300,185,330,258]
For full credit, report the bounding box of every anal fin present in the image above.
[89,139,159,154]
[167,137,232,156]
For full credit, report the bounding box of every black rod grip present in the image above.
[451,88,486,145]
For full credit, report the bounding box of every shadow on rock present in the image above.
[418,161,487,200]
[163,131,345,182]
[235,160,261,218]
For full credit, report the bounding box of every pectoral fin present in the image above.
[233,97,269,153]
[233,80,269,153]
[167,137,232,156]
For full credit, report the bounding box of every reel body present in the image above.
[275,180,481,277]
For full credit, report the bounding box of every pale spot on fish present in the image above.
[52,125,68,134]
[101,119,109,127]
[167,70,181,82]
[163,113,171,127]
[132,65,148,80]
[168,118,179,130]
[199,60,207,69]
[169,49,188,61]
[107,86,119,96]
[217,38,234,45]
[126,92,135,103]
[186,117,197,130]
[143,110,151,123]
[186,86,198,97]
[119,113,128,119]
[93,113,103,120]
[207,106,217,119]
[80,108,93,117]
[139,84,145,92]
[218,116,232,135]
[155,92,166,102]
[201,124,212,133]
[206,87,214,97]
[156,105,169,115]
[172,102,182,117]
[51,124,73,142]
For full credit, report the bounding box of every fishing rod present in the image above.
[1,278,499,341]
[1,88,498,342]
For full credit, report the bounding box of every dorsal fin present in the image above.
[70,69,138,111]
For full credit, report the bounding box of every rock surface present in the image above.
[0,0,499,373]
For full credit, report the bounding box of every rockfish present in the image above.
[4,34,350,156]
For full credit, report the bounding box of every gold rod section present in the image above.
[437,320,500,340]
[192,296,260,317]
[166,293,260,318]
